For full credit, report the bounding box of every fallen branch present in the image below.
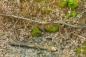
[0,14,47,24]
[0,14,86,28]
[9,42,57,52]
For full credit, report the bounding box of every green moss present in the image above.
[41,8,52,15]
[65,12,71,18]
[71,11,77,17]
[66,11,77,18]
[76,41,86,56]
[34,0,50,3]
[76,47,86,55]
[45,24,60,33]
[59,0,79,9]
[34,0,43,2]
[82,47,86,54]
[68,0,79,10]
[31,26,42,37]
[59,0,67,8]
[76,47,82,55]
[59,0,79,18]
[82,41,86,46]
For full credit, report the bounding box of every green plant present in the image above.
[45,24,60,33]
[31,26,42,37]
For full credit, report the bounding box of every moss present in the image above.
[45,24,60,33]
[82,47,86,54]
[31,26,42,37]
[59,0,67,8]
[82,41,86,46]
[68,0,79,10]
[34,0,49,3]
[65,12,71,18]
[59,0,79,18]
[70,11,77,17]
[65,11,77,18]
[34,0,43,2]
[41,8,52,15]
[76,41,86,56]
[75,47,82,55]
[76,47,86,55]
[59,0,79,9]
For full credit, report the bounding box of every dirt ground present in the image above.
[0,0,86,57]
